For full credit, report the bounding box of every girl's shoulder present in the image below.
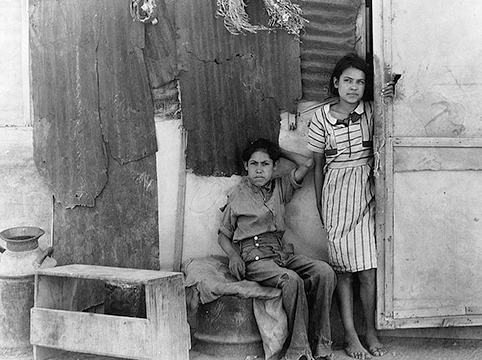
[362,100,375,119]
[311,97,339,120]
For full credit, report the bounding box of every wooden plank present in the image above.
[382,137,395,318]
[372,0,394,329]
[395,307,466,319]
[31,308,150,359]
[37,265,181,284]
[173,128,187,272]
[394,146,482,172]
[383,315,482,329]
[146,277,189,360]
[393,137,482,148]
[467,306,482,314]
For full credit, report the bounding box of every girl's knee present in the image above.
[314,261,337,284]
[276,269,303,289]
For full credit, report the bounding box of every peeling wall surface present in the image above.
[0,128,52,250]
[29,0,159,269]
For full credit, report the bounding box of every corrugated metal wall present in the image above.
[28,0,363,266]
[157,0,363,176]
[173,0,302,176]
[300,0,363,101]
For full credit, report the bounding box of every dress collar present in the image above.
[324,100,365,126]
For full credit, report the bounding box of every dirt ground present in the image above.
[190,336,482,360]
[2,336,481,360]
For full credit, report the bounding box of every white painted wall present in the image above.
[0,128,52,250]
[0,0,51,251]
[0,0,30,126]
[156,103,328,272]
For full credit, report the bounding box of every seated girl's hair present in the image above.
[241,138,281,163]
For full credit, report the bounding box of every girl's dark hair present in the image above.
[241,138,281,163]
[329,53,373,101]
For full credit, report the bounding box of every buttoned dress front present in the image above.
[219,171,336,360]
[308,100,378,273]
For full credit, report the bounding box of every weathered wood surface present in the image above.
[32,266,189,360]
[36,264,181,283]
[31,309,150,359]
[373,0,482,331]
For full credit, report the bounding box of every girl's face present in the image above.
[244,150,277,188]
[334,67,366,105]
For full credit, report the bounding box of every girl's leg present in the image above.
[336,272,370,359]
[358,269,386,357]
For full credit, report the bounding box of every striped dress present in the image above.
[308,100,377,273]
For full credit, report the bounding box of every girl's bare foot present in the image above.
[364,332,387,357]
[344,335,371,359]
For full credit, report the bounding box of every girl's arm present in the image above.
[217,232,245,280]
[312,151,326,227]
[279,148,314,184]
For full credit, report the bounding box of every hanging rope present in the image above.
[262,0,308,37]
[130,0,159,25]
[216,0,308,38]
[216,0,268,35]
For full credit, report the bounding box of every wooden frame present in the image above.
[373,0,482,330]
[31,264,189,360]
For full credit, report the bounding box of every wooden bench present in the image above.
[30,264,190,360]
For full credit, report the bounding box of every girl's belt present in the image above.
[239,232,283,251]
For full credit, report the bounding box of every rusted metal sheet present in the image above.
[97,1,157,165]
[30,0,107,208]
[144,0,180,120]
[175,0,302,176]
[31,0,157,208]
[30,0,159,270]
[52,152,159,269]
[143,0,178,88]
[300,0,362,101]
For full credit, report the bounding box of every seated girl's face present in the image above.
[244,150,277,188]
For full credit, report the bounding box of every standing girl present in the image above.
[307,54,394,359]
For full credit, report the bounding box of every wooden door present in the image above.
[373,0,482,329]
